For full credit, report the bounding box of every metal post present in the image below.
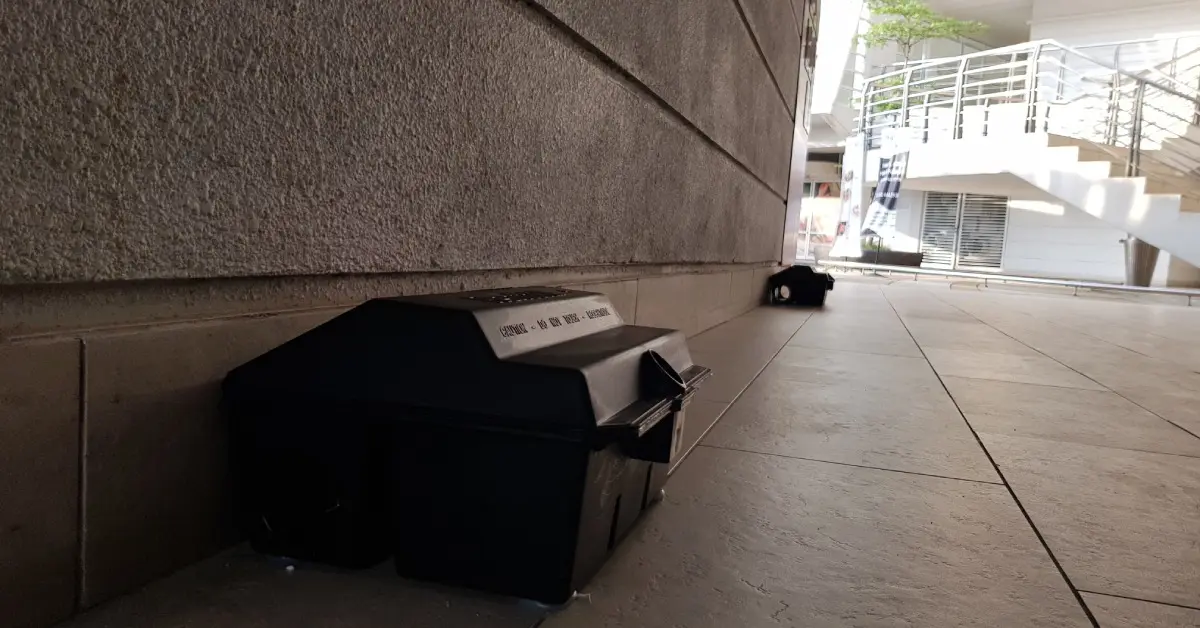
[1025,44,1044,133]
[1056,51,1067,103]
[1050,48,1070,134]
[1195,71,1200,126]
[950,58,968,139]
[922,92,931,143]
[1194,70,1200,126]
[1106,73,1121,145]
[1106,47,1122,145]
[1171,37,1180,82]
[859,76,872,148]
[858,77,874,258]
[1127,82,1146,177]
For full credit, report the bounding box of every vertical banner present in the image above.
[828,134,864,259]
[860,127,916,245]
[860,151,909,242]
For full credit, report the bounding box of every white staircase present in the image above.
[867,133,1200,268]
[859,40,1200,271]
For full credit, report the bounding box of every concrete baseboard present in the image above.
[0,263,776,628]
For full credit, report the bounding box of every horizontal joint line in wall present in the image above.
[728,0,795,120]
[514,0,787,202]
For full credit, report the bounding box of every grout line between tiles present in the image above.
[938,374,1110,393]
[670,311,815,475]
[697,443,1005,486]
[881,290,1101,628]
[968,428,1200,461]
[947,285,1184,352]
[1077,589,1200,613]
[784,343,924,359]
[969,286,1189,365]
[926,292,1200,442]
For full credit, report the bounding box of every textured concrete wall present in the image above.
[2,0,797,284]
[1,0,814,626]
[534,0,795,195]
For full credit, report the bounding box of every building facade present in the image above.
[803,0,1200,286]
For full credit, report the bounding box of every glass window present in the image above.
[814,182,841,198]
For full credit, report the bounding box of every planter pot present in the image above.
[848,251,924,267]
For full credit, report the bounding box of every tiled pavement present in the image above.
[63,277,1200,627]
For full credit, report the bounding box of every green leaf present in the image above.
[861,0,987,61]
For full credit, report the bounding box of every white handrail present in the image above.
[857,38,1200,177]
[867,39,1200,105]
[881,33,1200,75]
[817,261,1200,305]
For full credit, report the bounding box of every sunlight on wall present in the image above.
[1008,200,1065,216]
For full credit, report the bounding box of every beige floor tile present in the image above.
[690,351,773,403]
[788,316,922,358]
[1010,346,1200,436]
[923,348,1106,390]
[768,346,947,391]
[687,309,810,356]
[1056,359,1200,437]
[816,299,900,320]
[787,337,924,359]
[674,399,729,471]
[1109,387,1200,438]
[705,368,998,482]
[983,433,1200,607]
[903,319,1037,355]
[691,339,788,367]
[884,299,977,323]
[944,377,1200,457]
[1085,332,1200,373]
[1083,593,1200,628]
[544,446,1089,628]
[61,547,542,628]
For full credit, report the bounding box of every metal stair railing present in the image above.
[858,39,1200,180]
[881,34,1200,93]
[1072,34,1200,101]
[817,260,1200,305]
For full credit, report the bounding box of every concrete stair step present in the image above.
[1163,136,1200,160]
[1139,157,1196,178]
[896,132,1200,265]
[1144,149,1200,175]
